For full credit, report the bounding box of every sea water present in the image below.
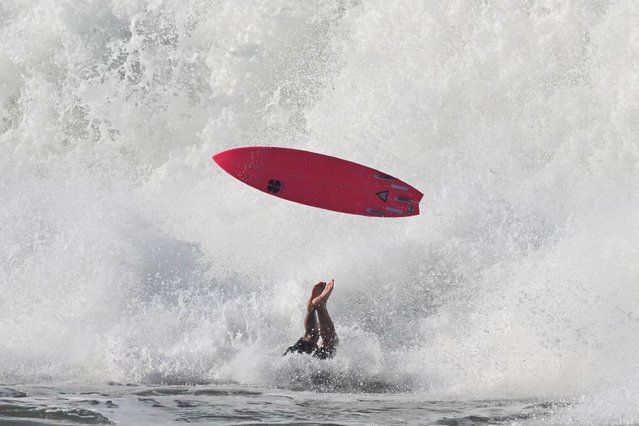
[1,1,639,424]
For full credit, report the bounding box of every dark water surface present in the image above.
[0,383,569,425]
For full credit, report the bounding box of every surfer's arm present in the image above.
[303,310,319,344]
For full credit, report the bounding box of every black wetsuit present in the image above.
[283,338,335,359]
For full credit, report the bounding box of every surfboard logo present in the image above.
[267,179,282,194]
[376,191,388,202]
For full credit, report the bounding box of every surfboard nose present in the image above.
[212,150,239,174]
[212,152,227,168]
[212,152,236,179]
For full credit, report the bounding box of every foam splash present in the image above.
[2,1,639,421]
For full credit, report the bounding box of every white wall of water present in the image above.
[2,0,639,416]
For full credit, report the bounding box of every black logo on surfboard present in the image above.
[267,179,282,194]
[376,191,388,202]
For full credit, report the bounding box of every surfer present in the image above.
[283,279,338,359]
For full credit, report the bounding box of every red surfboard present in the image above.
[212,147,423,217]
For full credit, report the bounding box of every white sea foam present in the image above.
[1,1,638,421]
